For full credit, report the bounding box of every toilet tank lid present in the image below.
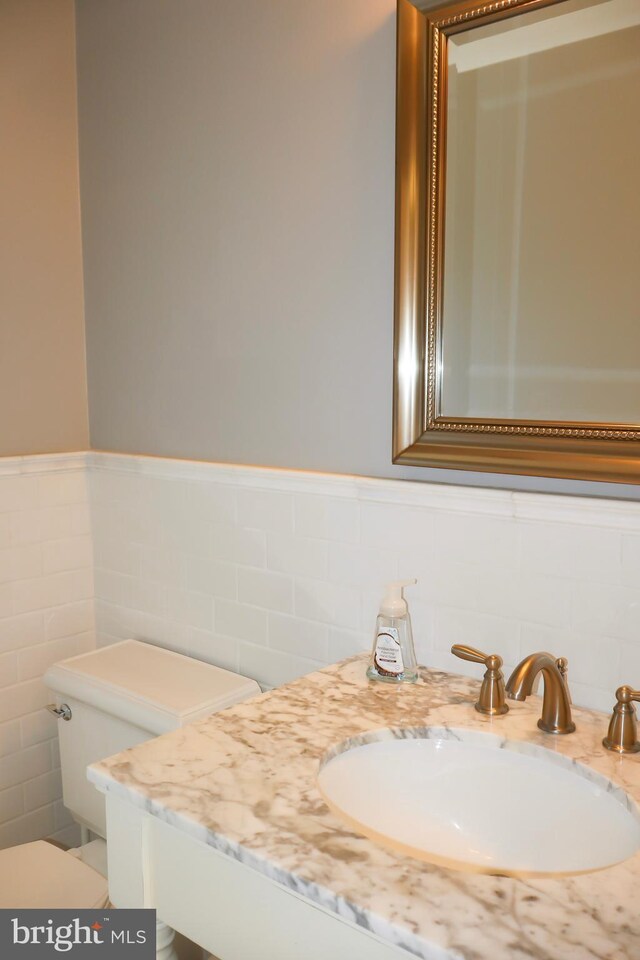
[44,640,261,732]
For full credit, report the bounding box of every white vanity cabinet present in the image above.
[90,657,640,960]
[104,793,406,960]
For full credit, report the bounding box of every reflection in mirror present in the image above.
[441,0,640,423]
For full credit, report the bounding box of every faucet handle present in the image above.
[451,645,508,717]
[603,685,640,754]
[555,657,572,704]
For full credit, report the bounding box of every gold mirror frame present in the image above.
[392,0,640,483]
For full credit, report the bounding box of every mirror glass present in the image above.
[441,0,640,424]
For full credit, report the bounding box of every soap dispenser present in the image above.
[367,579,418,684]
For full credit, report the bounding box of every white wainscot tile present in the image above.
[215,599,268,644]
[0,786,24,824]
[570,582,626,639]
[519,623,621,695]
[428,560,484,613]
[127,612,181,650]
[360,502,433,549]
[327,627,369,662]
[395,543,438,594]
[136,545,182,585]
[88,468,139,504]
[294,495,358,543]
[0,545,42,583]
[0,741,52,789]
[0,720,21,757]
[11,578,51,616]
[621,534,640,588]
[434,513,518,569]
[37,472,86,507]
[618,639,640,683]
[18,636,80,682]
[94,570,135,607]
[566,682,614,715]
[39,506,86,542]
[75,630,95,654]
[135,477,186,519]
[45,600,95,641]
[519,522,622,584]
[10,510,42,546]
[237,641,322,689]
[95,538,138,577]
[129,578,167,618]
[166,588,213,631]
[495,570,571,627]
[51,569,94,605]
[20,710,58,749]
[294,578,360,630]
[186,482,236,524]
[0,612,45,654]
[433,606,520,669]
[14,568,94,612]
[42,537,92,575]
[53,798,75,832]
[69,503,91,537]
[50,824,81,848]
[606,588,640,643]
[237,489,294,534]
[211,523,266,567]
[24,769,63,812]
[0,679,51,724]
[0,583,12,619]
[406,598,434,664]
[187,629,239,673]
[0,515,10,549]
[0,806,55,849]
[114,503,162,547]
[0,652,18,687]
[238,568,293,615]
[0,476,39,513]
[267,533,328,580]
[94,600,130,643]
[162,514,211,556]
[268,612,328,660]
[327,542,397,589]
[181,555,236,600]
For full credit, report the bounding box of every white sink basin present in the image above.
[317,729,640,876]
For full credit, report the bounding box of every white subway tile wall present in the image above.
[0,457,95,849]
[4,451,640,854]
[89,453,640,715]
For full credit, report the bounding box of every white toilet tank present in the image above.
[44,640,261,837]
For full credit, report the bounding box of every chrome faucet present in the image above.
[506,652,575,735]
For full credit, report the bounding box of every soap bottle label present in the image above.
[374,627,404,676]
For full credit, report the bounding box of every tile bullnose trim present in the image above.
[87,451,640,530]
[0,451,88,477]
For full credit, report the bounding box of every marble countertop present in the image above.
[89,657,640,960]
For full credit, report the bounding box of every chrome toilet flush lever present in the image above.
[451,645,508,716]
[603,686,640,754]
[46,703,72,721]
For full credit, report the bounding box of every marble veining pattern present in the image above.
[89,657,640,960]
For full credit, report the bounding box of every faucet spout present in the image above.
[506,652,575,735]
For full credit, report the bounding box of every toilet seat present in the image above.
[0,841,109,909]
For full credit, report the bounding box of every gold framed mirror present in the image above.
[393,0,640,482]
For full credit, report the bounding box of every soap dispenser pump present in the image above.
[367,579,418,684]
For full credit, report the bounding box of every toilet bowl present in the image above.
[1,640,260,911]
[0,840,110,909]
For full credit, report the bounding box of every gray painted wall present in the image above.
[76,0,639,499]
